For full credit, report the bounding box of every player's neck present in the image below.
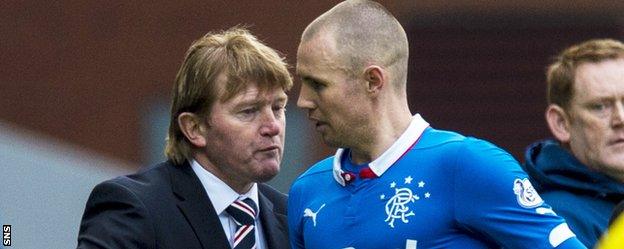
[350,108,412,165]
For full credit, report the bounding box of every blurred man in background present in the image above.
[523,39,624,247]
[288,0,586,248]
[77,27,292,249]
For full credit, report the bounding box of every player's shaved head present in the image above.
[301,0,408,89]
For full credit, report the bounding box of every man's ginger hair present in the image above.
[547,39,624,109]
[165,27,292,164]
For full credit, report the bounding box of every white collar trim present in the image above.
[332,114,429,186]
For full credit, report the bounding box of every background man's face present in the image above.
[566,58,624,178]
[202,81,288,185]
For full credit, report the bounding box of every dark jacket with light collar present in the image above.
[77,160,289,249]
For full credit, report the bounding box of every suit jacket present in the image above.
[77,160,289,249]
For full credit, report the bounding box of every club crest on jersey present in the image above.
[381,176,430,228]
[513,178,543,208]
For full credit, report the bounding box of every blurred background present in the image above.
[1,0,623,248]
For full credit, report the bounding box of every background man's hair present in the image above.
[165,27,292,165]
[547,39,624,109]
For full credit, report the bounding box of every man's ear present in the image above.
[363,65,385,95]
[177,112,207,147]
[545,104,571,143]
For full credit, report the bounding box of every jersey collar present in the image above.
[332,114,430,186]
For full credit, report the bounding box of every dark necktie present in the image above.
[226,198,258,249]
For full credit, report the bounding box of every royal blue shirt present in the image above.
[288,115,586,249]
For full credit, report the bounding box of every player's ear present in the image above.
[178,112,207,147]
[546,104,571,143]
[363,65,385,96]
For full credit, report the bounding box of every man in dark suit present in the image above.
[77,27,293,249]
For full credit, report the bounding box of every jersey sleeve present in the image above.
[288,179,306,249]
[452,138,586,249]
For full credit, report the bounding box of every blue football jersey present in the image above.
[288,115,586,249]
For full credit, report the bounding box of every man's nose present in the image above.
[259,109,282,137]
[297,84,316,110]
[612,101,624,127]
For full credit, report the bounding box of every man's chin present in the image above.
[255,163,280,183]
[606,160,624,172]
[321,134,342,148]
[255,172,278,183]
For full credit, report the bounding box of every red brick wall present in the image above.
[407,13,623,160]
[1,1,622,167]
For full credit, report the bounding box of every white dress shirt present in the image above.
[191,160,267,249]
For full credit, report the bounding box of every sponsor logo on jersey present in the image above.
[303,203,326,227]
[513,178,544,208]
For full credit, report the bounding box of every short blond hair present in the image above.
[302,0,408,89]
[165,27,293,164]
[547,39,624,109]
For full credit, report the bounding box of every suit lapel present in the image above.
[169,161,230,249]
[258,188,289,249]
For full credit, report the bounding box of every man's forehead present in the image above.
[575,60,624,88]
[298,33,339,60]
[577,58,624,74]
[296,41,350,77]
[572,60,624,103]
[231,84,287,102]
[296,42,319,74]
[215,72,287,101]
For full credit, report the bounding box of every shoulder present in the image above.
[293,156,334,183]
[259,183,287,212]
[416,128,513,163]
[86,161,177,210]
[78,162,176,248]
[416,128,466,149]
[126,161,174,186]
[102,161,172,195]
[446,134,516,166]
[434,132,524,190]
[288,156,336,209]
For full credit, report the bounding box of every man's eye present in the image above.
[240,107,258,115]
[588,103,608,111]
[273,105,286,116]
[309,80,324,91]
